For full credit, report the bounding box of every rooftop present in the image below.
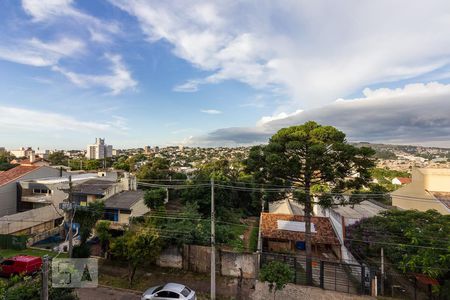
[431,192,450,209]
[0,205,63,234]
[104,190,144,210]
[260,213,340,245]
[0,166,40,186]
[72,179,116,196]
[331,200,386,219]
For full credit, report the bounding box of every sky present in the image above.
[1,0,450,150]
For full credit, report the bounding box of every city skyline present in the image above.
[1,1,450,149]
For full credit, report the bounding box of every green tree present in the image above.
[84,159,101,170]
[245,121,375,285]
[48,151,68,166]
[110,226,162,286]
[144,188,167,209]
[95,220,112,256]
[0,151,16,171]
[74,201,105,246]
[346,209,450,280]
[1,276,77,300]
[260,261,294,300]
[137,157,171,179]
[112,156,131,171]
[182,159,261,218]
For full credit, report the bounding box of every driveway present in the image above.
[77,286,141,300]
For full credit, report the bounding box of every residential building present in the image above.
[18,173,97,211]
[10,147,34,158]
[260,212,341,260]
[391,168,450,215]
[0,166,64,217]
[321,200,387,263]
[86,138,113,159]
[71,173,136,206]
[11,152,50,167]
[103,190,149,229]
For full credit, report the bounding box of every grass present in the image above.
[226,224,246,252]
[0,248,68,259]
[249,226,259,252]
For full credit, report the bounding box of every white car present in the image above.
[141,283,196,300]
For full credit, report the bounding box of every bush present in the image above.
[72,244,91,258]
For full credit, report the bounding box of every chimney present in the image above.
[29,152,35,163]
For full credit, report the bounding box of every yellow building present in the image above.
[391,168,450,215]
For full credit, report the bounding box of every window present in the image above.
[155,291,180,298]
[33,188,51,194]
[1,260,14,266]
[180,287,191,297]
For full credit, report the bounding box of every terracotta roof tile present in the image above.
[396,177,412,184]
[0,166,40,186]
[260,212,340,245]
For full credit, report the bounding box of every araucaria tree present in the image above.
[246,121,375,285]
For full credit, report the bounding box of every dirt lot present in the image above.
[98,260,255,299]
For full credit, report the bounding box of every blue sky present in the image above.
[1,1,450,149]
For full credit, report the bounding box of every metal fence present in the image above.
[261,252,369,295]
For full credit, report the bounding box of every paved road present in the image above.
[77,286,141,300]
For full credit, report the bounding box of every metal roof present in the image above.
[104,190,144,210]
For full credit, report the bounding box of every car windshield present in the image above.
[153,286,163,294]
[180,287,191,297]
[1,260,14,266]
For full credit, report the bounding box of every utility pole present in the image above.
[381,247,384,296]
[210,178,216,300]
[68,175,73,258]
[41,255,49,300]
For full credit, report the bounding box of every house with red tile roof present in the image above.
[0,165,63,217]
[260,212,341,260]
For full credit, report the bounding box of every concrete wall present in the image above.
[157,245,258,279]
[220,250,257,278]
[157,246,183,268]
[251,281,373,300]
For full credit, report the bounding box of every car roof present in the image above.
[162,283,186,293]
[11,255,41,262]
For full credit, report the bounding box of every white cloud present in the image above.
[22,0,119,43]
[0,37,85,67]
[190,82,450,147]
[52,54,137,95]
[201,109,222,115]
[173,80,201,92]
[257,110,303,126]
[0,105,127,132]
[110,0,450,108]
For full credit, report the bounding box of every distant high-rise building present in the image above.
[86,138,113,159]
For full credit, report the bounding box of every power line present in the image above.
[344,238,449,251]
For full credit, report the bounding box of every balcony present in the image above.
[21,194,52,203]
